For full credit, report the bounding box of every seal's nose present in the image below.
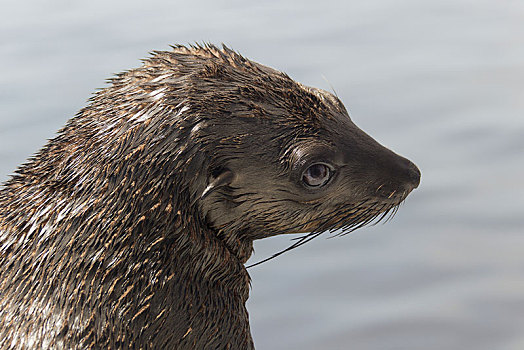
[401,159,421,190]
[407,162,421,189]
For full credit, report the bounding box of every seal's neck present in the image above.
[0,176,254,348]
[217,229,254,264]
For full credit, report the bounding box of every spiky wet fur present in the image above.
[0,44,418,349]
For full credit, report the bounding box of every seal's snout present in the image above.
[397,157,421,191]
[406,161,421,189]
[373,151,420,199]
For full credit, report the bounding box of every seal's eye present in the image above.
[302,163,332,187]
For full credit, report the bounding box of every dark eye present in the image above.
[302,163,332,187]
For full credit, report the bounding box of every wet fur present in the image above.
[0,44,419,349]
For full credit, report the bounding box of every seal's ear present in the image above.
[200,169,234,200]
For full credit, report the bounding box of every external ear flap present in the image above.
[200,169,234,200]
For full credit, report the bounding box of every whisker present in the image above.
[384,204,400,223]
[246,195,407,268]
[246,231,324,268]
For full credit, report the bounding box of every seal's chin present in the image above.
[244,196,408,268]
[262,194,407,238]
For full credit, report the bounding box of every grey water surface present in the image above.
[1,1,524,349]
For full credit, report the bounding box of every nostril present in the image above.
[405,162,421,189]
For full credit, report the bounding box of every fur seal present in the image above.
[0,44,420,349]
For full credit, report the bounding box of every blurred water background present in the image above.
[1,1,523,349]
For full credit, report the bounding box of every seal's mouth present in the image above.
[307,191,409,237]
[245,189,412,268]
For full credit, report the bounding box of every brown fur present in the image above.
[0,44,419,349]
